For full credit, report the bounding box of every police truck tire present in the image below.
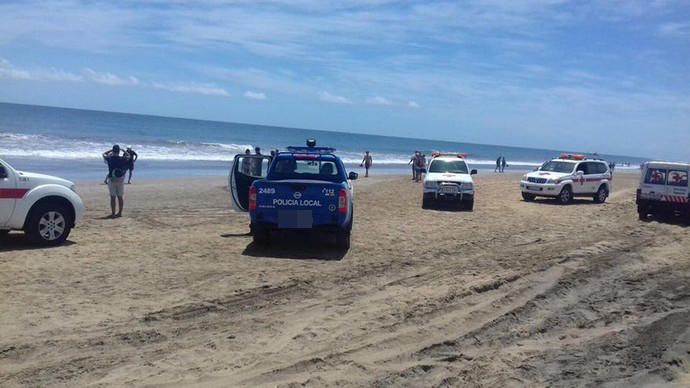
[593,185,608,203]
[336,230,351,250]
[25,202,73,245]
[557,186,572,205]
[522,193,536,202]
[637,205,648,220]
[422,197,432,209]
[464,200,474,211]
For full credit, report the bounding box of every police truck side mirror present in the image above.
[348,171,358,180]
[470,169,477,175]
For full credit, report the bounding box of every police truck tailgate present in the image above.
[254,180,343,228]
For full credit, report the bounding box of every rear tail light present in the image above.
[249,186,257,211]
[338,189,347,214]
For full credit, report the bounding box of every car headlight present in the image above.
[424,181,438,189]
[522,175,529,181]
[463,183,473,190]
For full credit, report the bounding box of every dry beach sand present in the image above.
[1,172,689,387]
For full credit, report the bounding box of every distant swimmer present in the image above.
[360,151,373,177]
[124,146,138,184]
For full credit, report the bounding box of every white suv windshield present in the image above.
[541,161,575,173]
[429,159,468,174]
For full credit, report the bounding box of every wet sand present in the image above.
[1,172,688,387]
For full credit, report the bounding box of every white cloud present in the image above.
[152,82,229,96]
[366,96,393,106]
[83,68,139,86]
[319,91,351,104]
[407,101,420,108]
[0,58,82,82]
[244,90,267,100]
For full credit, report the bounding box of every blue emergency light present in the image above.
[286,138,336,154]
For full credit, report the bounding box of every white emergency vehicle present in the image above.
[0,158,85,245]
[423,153,477,210]
[636,161,689,221]
[520,154,612,205]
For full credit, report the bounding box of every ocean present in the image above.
[0,102,646,182]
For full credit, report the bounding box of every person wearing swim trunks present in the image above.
[124,146,138,184]
[360,151,373,177]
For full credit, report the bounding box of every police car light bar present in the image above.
[431,152,467,158]
[559,153,586,160]
[286,146,336,154]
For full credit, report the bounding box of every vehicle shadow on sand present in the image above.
[530,198,601,206]
[242,239,347,261]
[639,214,689,227]
[0,233,76,252]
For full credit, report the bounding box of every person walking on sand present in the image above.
[501,156,507,173]
[360,151,373,177]
[103,144,128,218]
[124,146,138,184]
[495,156,501,173]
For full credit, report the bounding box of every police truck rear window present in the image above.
[667,170,688,187]
[644,168,667,185]
[270,156,341,181]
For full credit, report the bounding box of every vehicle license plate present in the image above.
[527,186,542,191]
[278,210,313,228]
[440,186,458,194]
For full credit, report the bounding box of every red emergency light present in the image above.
[559,153,586,160]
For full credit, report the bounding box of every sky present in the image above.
[0,0,689,160]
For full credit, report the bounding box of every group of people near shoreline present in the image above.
[409,151,427,182]
[495,156,508,173]
[102,144,138,218]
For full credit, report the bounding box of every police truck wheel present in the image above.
[336,230,351,250]
[593,186,608,203]
[25,203,72,245]
[557,186,572,205]
[522,193,536,202]
[637,205,648,220]
[422,197,432,209]
[464,200,474,211]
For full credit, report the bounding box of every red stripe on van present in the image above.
[0,189,29,199]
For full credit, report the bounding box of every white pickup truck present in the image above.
[0,158,85,245]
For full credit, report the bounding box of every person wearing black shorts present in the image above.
[125,146,138,184]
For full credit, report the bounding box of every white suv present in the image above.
[637,161,689,222]
[0,158,85,245]
[423,153,477,210]
[520,154,612,205]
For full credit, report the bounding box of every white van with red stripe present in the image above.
[637,161,689,221]
[520,154,612,205]
[0,158,85,245]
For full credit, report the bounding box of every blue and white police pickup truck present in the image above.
[229,140,358,249]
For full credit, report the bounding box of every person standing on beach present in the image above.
[495,156,501,173]
[102,145,128,218]
[501,156,507,173]
[409,152,418,180]
[124,146,138,184]
[360,151,373,177]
